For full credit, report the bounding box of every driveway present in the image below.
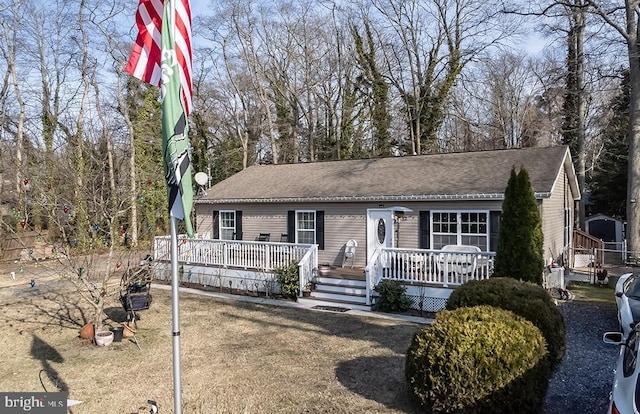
[543,300,618,413]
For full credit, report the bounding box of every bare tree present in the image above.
[0,0,26,226]
[578,0,640,255]
[224,0,281,164]
[363,0,521,154]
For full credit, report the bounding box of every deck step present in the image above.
[310,290,367,303]
[315,283,366,295]
[301,273,371,310]
[315,277,366,287]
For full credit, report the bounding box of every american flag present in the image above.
[126,0,194,237]
[125,0,193,115]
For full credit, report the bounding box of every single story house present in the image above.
[194,146,580,268]
[152,146,578,312]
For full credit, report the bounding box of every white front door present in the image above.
[367,209,394,264]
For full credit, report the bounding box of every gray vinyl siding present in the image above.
[197,202,366,266]
[196,200,505,267]
[540,168,573,263]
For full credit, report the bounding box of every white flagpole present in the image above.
[170,215,183,414]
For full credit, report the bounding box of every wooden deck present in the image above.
[321,266,365,280]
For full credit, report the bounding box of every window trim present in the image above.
[564,208,571,247]
[218,210,236,240]
[431,210,490,251]
[295,210,316,245]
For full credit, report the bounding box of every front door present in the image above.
[367,209,394,264]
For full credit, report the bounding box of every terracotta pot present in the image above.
[122,322,136,339]
[79,323,95,340]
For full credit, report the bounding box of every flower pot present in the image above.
[95,331,114,347]
[122,322,136,339]
[319,265,331,276]
[79,323,94,340]
[109,326,124,342]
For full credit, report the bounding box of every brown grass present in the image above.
[0,260,423,413]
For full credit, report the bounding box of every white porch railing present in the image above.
[297,244,319,296]
[364,247,496,305]
[153,237,318,296]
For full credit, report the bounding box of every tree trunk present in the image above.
[627,59,640,256]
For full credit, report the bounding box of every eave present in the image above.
[195,192,552,205]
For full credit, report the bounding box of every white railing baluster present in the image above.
[153,236,314,274]
[152,237,495,291]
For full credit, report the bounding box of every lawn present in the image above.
[566,281,617,306]
[0,267,423,413]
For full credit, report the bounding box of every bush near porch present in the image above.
[405,305,549,413]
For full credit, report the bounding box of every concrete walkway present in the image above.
[152,283,433,325]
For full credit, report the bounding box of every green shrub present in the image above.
[275,261,299,300]
[446,277,565,368]
[493,167,545,284]
[405,305,550,414]
[374,280,411,312]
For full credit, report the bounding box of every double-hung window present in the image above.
[296,211,316,244]
[219,210,236,240]
[287,210,324,249]
[432,211,489,251]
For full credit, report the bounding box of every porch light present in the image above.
[391,207,412,247]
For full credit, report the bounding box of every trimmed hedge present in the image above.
[405,305,550,414]
[445,277,565,368]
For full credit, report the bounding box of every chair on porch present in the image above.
[279,233,288,242]
[436,244,481,280]
[342,239,357,268]
[255,233,270,242]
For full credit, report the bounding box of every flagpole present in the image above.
[170,214,183,414]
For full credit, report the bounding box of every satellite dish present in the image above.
[194,172,208,186]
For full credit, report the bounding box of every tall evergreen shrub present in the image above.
[493,167,545,284]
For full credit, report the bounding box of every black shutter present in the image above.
[490,211,501,252]
[316,211,325,250]
[419,211,430,249]
[235,211,243,240]
[287,211,295,243]
[212,211,219,239]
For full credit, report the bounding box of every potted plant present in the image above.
[318,264,331,276]
[95,330,114,346]
[302,282,312,297]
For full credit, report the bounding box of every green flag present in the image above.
[160,1,194,237]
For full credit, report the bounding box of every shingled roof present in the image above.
[198,146,579,204]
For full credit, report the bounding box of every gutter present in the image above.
[196,192,552,205]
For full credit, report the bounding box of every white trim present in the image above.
[431,210,490,251]
[196,192,553,205]
[549,147,580,201]
[219,210,236,240]
[295,210,316,244]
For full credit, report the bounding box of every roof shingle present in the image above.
[199,146,575,203]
